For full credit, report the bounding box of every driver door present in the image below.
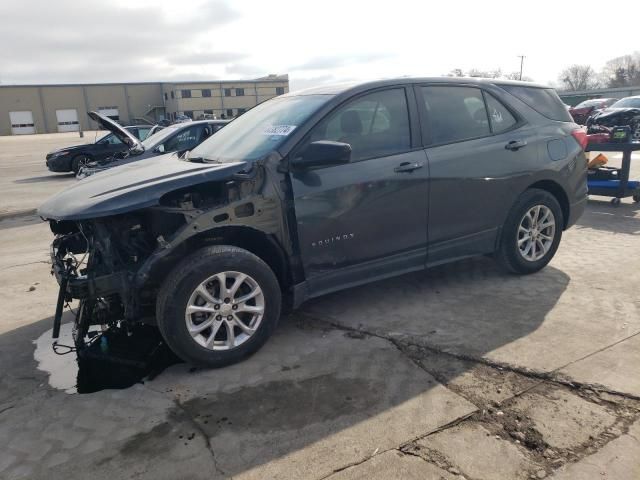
[289,87,429,296]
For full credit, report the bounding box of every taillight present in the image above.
[571,129,588,150]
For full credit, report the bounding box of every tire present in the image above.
[71,154,91,174]
[156,245,281,367]
[496,189,563,274]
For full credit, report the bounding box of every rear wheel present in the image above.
[71,154,91,174]
[496,189,563,274]
[156,246,281,367]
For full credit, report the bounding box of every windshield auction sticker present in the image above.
[262,125,296,136]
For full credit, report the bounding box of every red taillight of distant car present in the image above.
[571,129,588,150]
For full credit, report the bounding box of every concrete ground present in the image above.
[0,133,639,479]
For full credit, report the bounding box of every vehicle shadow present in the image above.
[0,214,44,231]
[575,198,640,235]
[0,256,569,479]
[14,173,75,184]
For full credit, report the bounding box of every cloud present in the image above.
[290,53,394,72]
[0,0,241,84]
[167,52,248,66]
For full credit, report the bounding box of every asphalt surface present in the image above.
[0,133,639,480]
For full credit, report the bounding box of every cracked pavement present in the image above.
[1,134,640,479]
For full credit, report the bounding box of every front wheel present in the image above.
[71,154,91,174]
[496,189,563,274]
[156,246,281,367]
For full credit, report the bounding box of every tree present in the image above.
[559,65,600,91]
[601,52,640,87]
[504,71,533,82]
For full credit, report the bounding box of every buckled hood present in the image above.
[88,111,144,153]
[38,154,250,221]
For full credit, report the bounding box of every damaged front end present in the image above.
[49,210,183,349]
[41,153,293,352]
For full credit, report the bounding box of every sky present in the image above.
[0,0,637,91]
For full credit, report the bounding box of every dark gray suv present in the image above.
[39,78,587,367]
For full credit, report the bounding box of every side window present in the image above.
[136,128,151,140]
[305,88,411,162]
[163,125,201,152]
[484,93,517,133]
[421,86,490,144]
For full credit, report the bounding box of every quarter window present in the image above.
[420,86,490,144]
[306,88,411,162]
[484,93,517,133]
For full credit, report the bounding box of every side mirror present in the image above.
[291,141,352,169]
[155,144,165,153]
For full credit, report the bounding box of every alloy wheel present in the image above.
[184,271,265,351]
[517,205,556,262]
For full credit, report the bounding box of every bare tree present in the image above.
[601,52,640,87]
[559,65,600,91]
[504,71,533,82]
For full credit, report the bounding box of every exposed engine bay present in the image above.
[46,158,291,352]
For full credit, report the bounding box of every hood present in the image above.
[88,111,144,153]
[587,107,640,126]
[48,144,86,156]
[38,154,250,221]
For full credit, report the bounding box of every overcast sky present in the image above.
[0,0,637,91]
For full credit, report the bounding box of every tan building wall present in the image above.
[0,75,289,135]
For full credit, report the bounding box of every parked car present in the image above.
[39,78,587,368]
[586,96,640,140]
[45,125,155,174]
[174,114,192,123]
[76,113,229,178]
[569,98,617,125]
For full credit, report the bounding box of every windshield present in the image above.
[188,94,330,162]
[141,124,181,148]
[611,97,640,109]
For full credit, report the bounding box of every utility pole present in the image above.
[518,55,526,80]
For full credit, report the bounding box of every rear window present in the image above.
[500,85,572,122]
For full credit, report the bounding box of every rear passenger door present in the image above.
[417,85,530,264]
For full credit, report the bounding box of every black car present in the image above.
[76,114,229,178]
[46,125,155,174]
[39,77,587,368]
[586,95,640,140]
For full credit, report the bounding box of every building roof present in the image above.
[0,74,289,89]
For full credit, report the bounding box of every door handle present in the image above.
[394,161,424,173]
[505,140,527,151]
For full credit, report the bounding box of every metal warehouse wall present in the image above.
[0,76,290,135]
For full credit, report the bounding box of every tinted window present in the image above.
[306,88,410,162]
[421,86,490,144]
[500,85,572,122]
[164,125,201,151]
[137,127,151,140]
[98,133,122,145]
[484,93,517,133]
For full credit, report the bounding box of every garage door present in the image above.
[56,109,80,132]
[98,107,119,121]
[9,111,36,135]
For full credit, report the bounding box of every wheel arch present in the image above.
[526,180,570,229]
[145,225,292,294]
